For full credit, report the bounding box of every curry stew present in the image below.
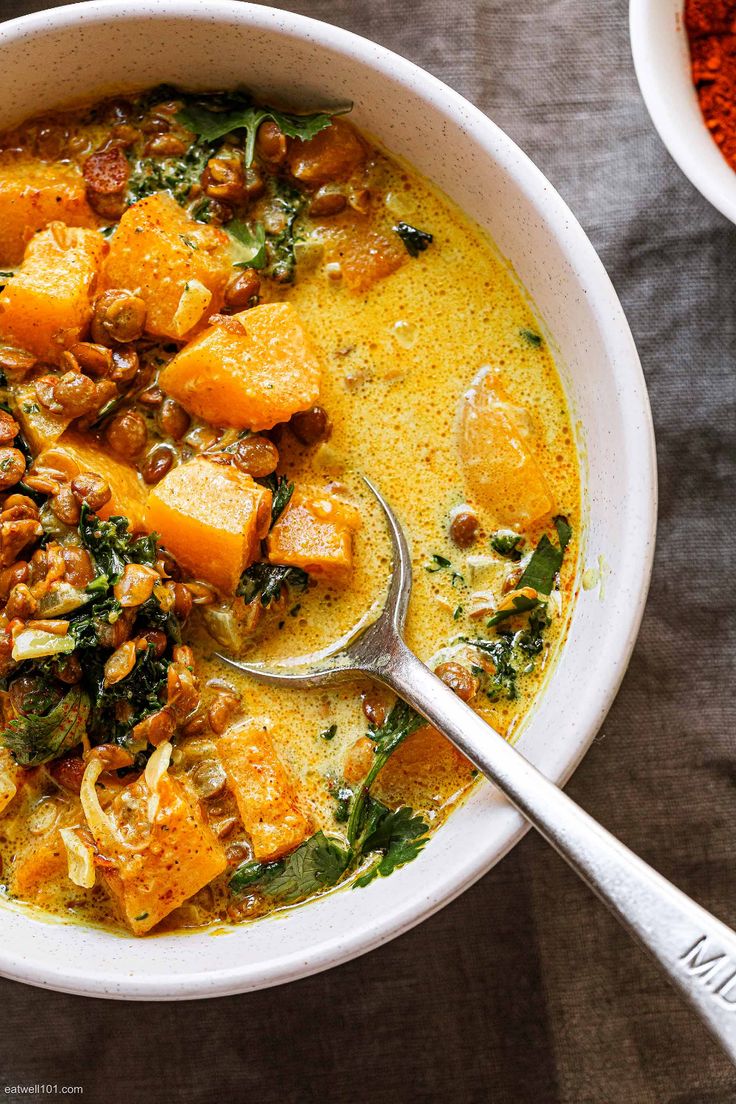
[0,89,579,934]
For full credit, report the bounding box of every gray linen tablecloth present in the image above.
[1,0,735,1099]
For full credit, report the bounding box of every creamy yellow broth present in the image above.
[0,91,579,933]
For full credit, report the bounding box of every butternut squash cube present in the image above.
[0,223,106,362]
[13,383,71,454]
[100,773,227,935]
[144,457,272,594]
[0,161,98,267]
[217,720,310,862]
[458,367,554,528]
[322,211,405,293]
[158,302,323,431]
[101,192,232,339]
[37,431,147,530]
[266,488,361,580]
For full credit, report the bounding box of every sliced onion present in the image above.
[0,749,17,817]
[11,628,75,662]
[144,740,172,823]
[59,827,96,889]
[171,279,211,338]
[79,757,127,855]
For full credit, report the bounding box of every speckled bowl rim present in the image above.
[0,0,657,999]
[630,0,736,225]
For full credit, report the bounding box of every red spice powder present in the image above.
[685,0,736,170]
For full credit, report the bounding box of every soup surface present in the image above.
[0,88,579,934]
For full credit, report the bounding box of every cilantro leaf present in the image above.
[229,830,350,901]
[354,800,429,887]
[394,221,433,257]
[518,515,572,596]
[176,102,350,166]
[0,686,90,767]
[227,219,267,269]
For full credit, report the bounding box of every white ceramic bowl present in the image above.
[630,0,736,224]
[0,0,656,999]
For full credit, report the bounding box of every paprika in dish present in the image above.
[685,0,736,171]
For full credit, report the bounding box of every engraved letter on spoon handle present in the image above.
[380,639,736,1062]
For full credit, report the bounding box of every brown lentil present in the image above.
[231,435,279,478]
[106,409,148,458]
[141,445,175,485]
[290,406,331,445]
[434,661,478,702]
[0,411,19,445]
[157,398,190,440]
[92,290,147,345]
[70,472,112,511]
[0,448,25,491]
[69,342,113,378]
[449,509,479,549]
[52,372,98,416]
[256,120,287,166]
[50,485,81,526]
[223,269,261,312]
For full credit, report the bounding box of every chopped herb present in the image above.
[227,219,267,269]
[453,605,463,620]
[0,686,90,767]
[490,530,523,559]
[179,234,199,250]
[520,328,543,347]
[425,553,464,588]
[394,221,433,257]
[237,562,309,607]
[20,402,40,415]
[319,723,338,741]
[126,136,213,206]
[518,515,571,596]
[176,99,350,167]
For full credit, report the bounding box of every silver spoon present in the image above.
[220,477,736,1061]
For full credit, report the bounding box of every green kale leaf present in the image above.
[237,563,309,607]
[518,515,572,596]
[394,221,434,257]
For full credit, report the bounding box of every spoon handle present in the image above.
[382,640,736,1061]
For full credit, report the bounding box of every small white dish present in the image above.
[0,0,656,999]
[630,0,736,224]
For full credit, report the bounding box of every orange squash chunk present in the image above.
[458,367,554,528]
[159,303,323,431]
[374,725,473,810]
[217,720,310,862]
[100,773,227,935]
[287,118,367,186]
[0,223,105,362]
[100,192,232,340]
[266,488,361,580]
[322,211,405,293]
[145,457,272,594]
[37,432,147,530]
[13,382,71,454]
[0,161,98,266]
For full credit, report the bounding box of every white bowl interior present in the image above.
[0,0,656,998]
[630,0,736,224]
